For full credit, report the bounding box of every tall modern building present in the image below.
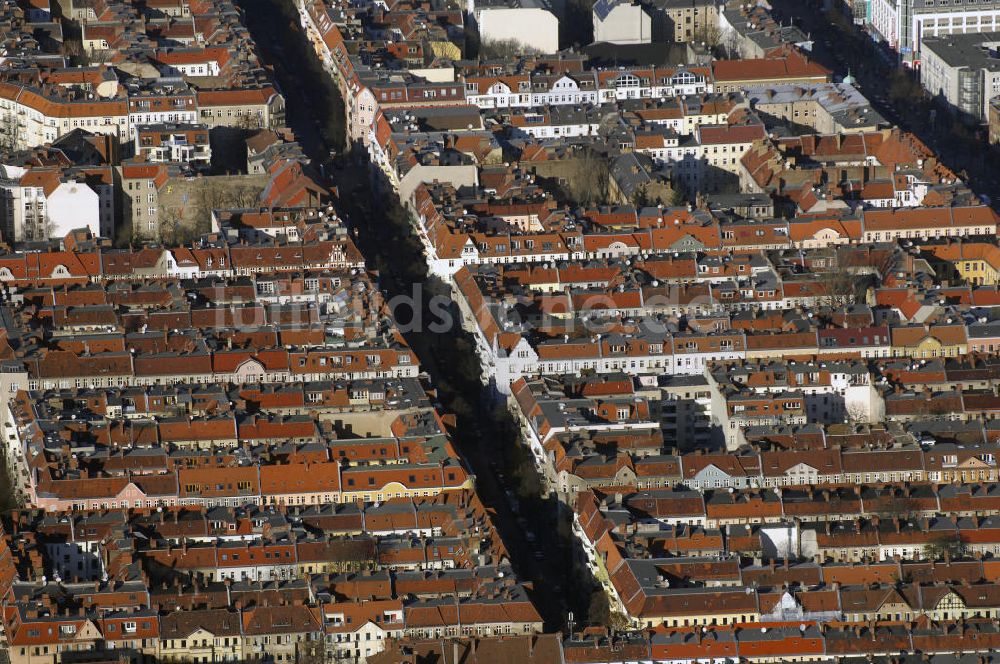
[921,31,1000,121]
[869,0,1000,65]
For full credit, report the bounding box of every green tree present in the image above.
[669,183,687,207]
[630,183,650,208]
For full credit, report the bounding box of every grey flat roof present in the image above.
[922,31,1000,70]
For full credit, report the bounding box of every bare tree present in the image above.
[232,184,262,208]
[159,208,184,245]
[692,22,724,48]
[816,246,882,308]
[535,150,612,207]
[816,267,859,308]
[86,48,115,64]
[236,112,263,131]
[296,637,327,664]
[720,27,742,58]
[60,39,88,65]
[924,532,966,560]
[479,38,541,59]
[845,403,869,425]
[876,494,919,521]
[609,612,629,631]
[328,538,377,573]
[0,113,22,153]
[566,149,610,207]
[195,180,229,228]
[193,179,262,228]
[588,590,629,632]
[43,213,58,240]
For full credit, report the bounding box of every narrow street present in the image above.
[239,0,591,631]
[769,0,1000,202]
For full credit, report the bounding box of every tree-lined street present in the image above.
[239,0,593,631]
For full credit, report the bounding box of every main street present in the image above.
[239,0,590,631]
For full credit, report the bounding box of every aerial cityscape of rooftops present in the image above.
[8,0,1000,661]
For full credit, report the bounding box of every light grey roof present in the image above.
[922,31,1000,70]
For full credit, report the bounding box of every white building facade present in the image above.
[593,0,653,44]
[469,0,560,53]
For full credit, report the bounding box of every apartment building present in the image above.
[196,88,286,131]
[650,0,719,43]
[748,83,887,133]
[133,123,212,165]
[119,161,170,241]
